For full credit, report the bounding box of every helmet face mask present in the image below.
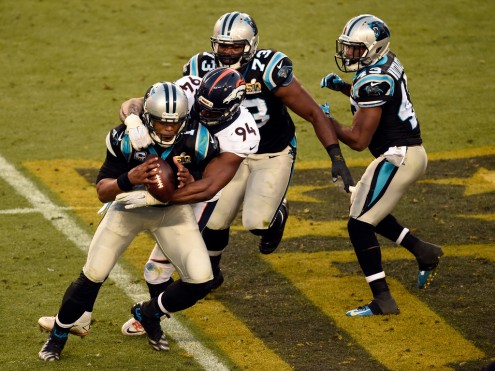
[195,67,246,126]
[210,12,259,70]
[335,14,390,72]
[143,82,189,148]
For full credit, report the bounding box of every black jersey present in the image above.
[183,49,296,154]
[96,121,219,185]
[350,51,422,157]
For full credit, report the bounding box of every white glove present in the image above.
[124,114,153,150]
[115,191,166,209]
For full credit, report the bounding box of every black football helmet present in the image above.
[194,67,246,126]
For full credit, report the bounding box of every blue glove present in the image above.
[320,73,345,91]
[320,102,332,118]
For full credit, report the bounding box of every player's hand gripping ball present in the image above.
[146,154,176,203]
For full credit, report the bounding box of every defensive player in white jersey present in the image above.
[120,11,353,300]
[320,14,443,316]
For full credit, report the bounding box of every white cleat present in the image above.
[121,317,146,336]
[38,312,91,337]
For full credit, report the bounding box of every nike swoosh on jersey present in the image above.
[249,146,257,150]
[268,155,280,159]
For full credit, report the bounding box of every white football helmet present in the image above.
[143,82,189,148]
[335,14,390,72]
[210,12,259,70]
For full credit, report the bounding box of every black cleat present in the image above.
[38,330,68,361]
[131,302,169,351]
[259,199,289,254]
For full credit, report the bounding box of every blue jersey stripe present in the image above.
[121,135,132,162]
[263,52,286,90]
[195,124,210,162]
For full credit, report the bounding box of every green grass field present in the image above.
[1,0,494,370]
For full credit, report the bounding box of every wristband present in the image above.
[117,172,133,191]
[326,144,344,161]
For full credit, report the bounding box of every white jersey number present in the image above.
[242,98,270,129]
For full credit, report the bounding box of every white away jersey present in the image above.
[175,75,260,158]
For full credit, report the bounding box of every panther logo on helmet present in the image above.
[335,14,391,73]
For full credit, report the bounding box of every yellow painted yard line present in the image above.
[264,246,488,371]
[183,300,293,371]
[25,159,291,370]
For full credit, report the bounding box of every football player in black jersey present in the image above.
[39,82,224,360]
[120,11,353,294]
[320,14,443,316]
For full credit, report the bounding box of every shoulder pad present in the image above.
[183,52,216,77]
[352,73,394,106]
[175,75,203,109]
[252,50,293,90]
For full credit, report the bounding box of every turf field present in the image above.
[0,0,494,370]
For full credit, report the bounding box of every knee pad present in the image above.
[143,260,175,285]
[202,227,229,253]
[347,218,379,252]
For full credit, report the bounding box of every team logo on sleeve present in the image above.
[278,65,292,79]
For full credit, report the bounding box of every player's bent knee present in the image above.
[184,250,213,283]
[143,260,175,285]
[82,266,107,284]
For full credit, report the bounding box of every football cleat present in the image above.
[416,242,443,289]
[38,313,91,337]
[346,300,400,317]
[346,305,374,317]
[38,330,68,361]
[131,302,169,351]
[121,317,146,336]
[418,266,439,289]
[259,199,289,254]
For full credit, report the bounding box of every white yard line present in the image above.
[0,154,228,371]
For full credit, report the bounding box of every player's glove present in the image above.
[115,190,167,209]
[320,102,332,118]
[320,73,345,92]
[326,144,354,193]
[124,114,153,150]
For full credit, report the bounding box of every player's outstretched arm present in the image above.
[276,77,354,191]
[170,152,244,204]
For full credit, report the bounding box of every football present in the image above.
[146,154,176,203]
